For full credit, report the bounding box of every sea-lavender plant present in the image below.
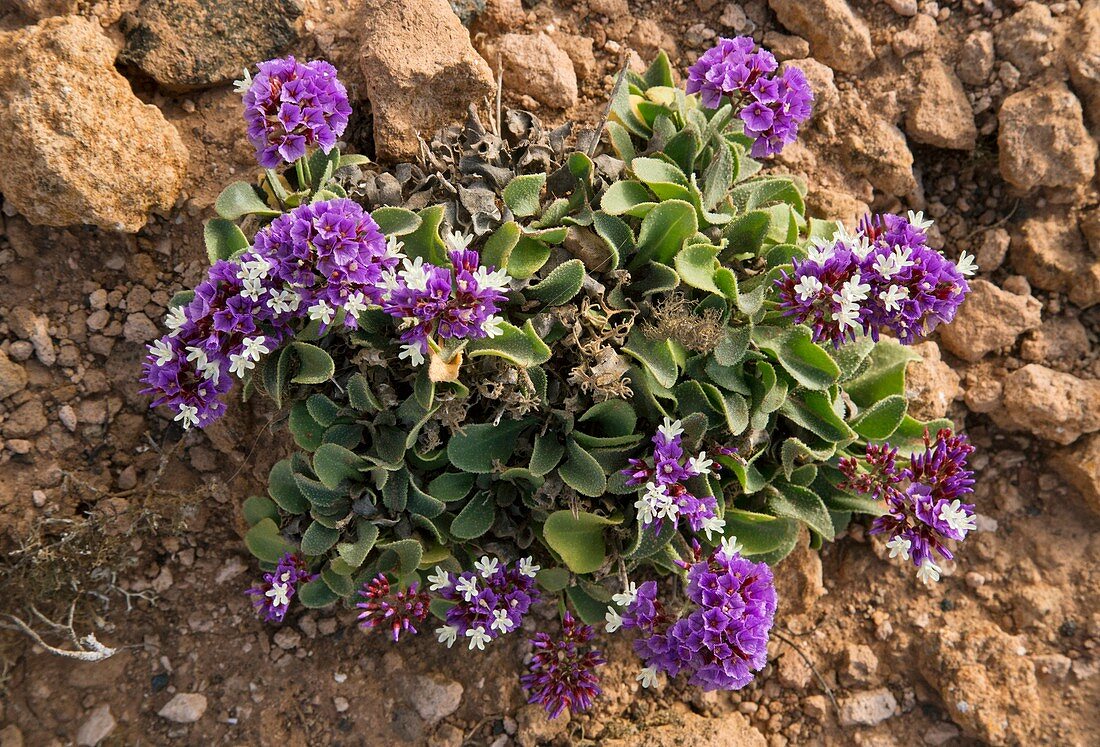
[356,574,431,641]
[520,612,605,718]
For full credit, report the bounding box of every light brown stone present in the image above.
[938,279,1041,361]
[768,0,873,74]
[993,364,1100,444]
[998,83,1097,192]
[905,56,977,150]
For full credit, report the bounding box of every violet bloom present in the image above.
[621,418,725,538]
[356,574,431,642]
[433,556,540,650]
[380,231,510,367]
[613,540,777,691]
[246,553,314,623]
[776,211,973,347]
[520,612,605,719]
[841,429,977,584]
[241,56,352,169]
[685,37,813,157]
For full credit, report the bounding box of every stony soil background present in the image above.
[0,0,1098,745]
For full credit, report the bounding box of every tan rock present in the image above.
[994,1,1063,80]
[601,711,766,747]
[1011,209,1100,308]
[998,83,1097,192]
[0,17,189,232]
[550,32,598,82]
[891,13,937,58]
[0,350,28,400]
[839,688,897,726]
[1067,1,1100,125]
[938,279,1041,362]
[839,93,916,196]
[906,57,976,150]
[962,362,1003,414]
[1051,434,1100,516]
[768,0,874,74]
[974,227,1010,271]
[957,30,994,86]
[906,341,961,420]
[994,364,1100,444]
[9,0,77,18]
[484,33,578,110]
[627,19,679,62]
[916,619,1040,745]
[1020,317,1090,364]
[359,0,495,162]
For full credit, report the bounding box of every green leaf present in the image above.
[481,221,521,270]
[761,326,841,391]
[378,539,423,576]
[301,520,341,555]
[506,236,552,279]
[298,578,340,608]
[381,467,409,512]
[781,391,856,443]
[288,342,335,385]
[203,218,249,264]
[427,472,476,502]
[605,120,637,164]
[565,584,609,626]
[214,181,280,220]
[306,394,339,427]
[844,339,921,407]
[503,173,547,217]
[780,437,834,480]
[850,395,908,440]
[450,492,496,539]
[721,510,799,557]
[371,206,422,236]
[244,518,294,563]
[643,50,676,87]
[622,328,678,388]
[577,399,637,437]
[590,211,633,270]
[543,510,619,574]
[631,157,689,200]
[347,373,381,412]
[529,433,565,476]
[673,243,721,293]
[313,443,366,489]
[633,199,698,266]
[702,140,735,210]
[243,495,279,526]
[403,205,447,265]
[665,125,702,174]
[446,419,529,473]
[527,259,585,306]
[723,210,771,255]
[766,483,835,540]
[289,401,324,451]
[558,439,607,497]
[536,567,571,592]
[268,458,309,514]
[466,320,551,367]
[407,482,446,518]
[601,180,656,217]
[336,520,379,569]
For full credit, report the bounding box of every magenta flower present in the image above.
[356,574,431,642]
[245,553,314,623]
[432,556,540,650]
[520,612,605,719]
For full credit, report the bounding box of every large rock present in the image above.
[9,0,78,18]
[839,688,897,726]
[75,704,116,747]
[905,57,976,150]
[483,33,578,110]
[0,350,28,400]
[839,92,917,196]
[998,83,1097,192]
[994,2,1064,80]
[0,17,188,232]
[1051,434,1100,516]
[905,341,961,420]
[157,693,207,723]
[408,674,462,726]
[120,0,301,90]
[1068,1,1100,125]
[359,0,495,162]
[993,364,1100,445]
[938,279,1041,361]
[1011,209,1100,308]
[768,0,874,74]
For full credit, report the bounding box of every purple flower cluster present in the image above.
[245,553,314,623]
[840,429,977,584]
[776,211,975,347]
[521,612,606,719]
[613,541,777,691]
[432,556,541,651]
[356,574,431,642]
[242,56,352,169]
[622,418,724,538]
[381,235,509,366]
[685,37,813,157]
[142,199,390,429]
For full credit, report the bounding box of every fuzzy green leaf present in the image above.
[633,199,698,266]
[558,439,607,497]
[446,419,529,473]
[301,520,341,555]
[371,206,422,236]
[527,259,585,306]
[215,181,280,220]
[761,326,841,391]
[600,180,656,217]
[289,401,324,451]
[766,483,835,540]
[347,373,381,413]
[720,510,799,557]
[450,492,496,539]
[298,578,340,608]
[378,539,423,576]
[503,173,547,217]
[288,342,335,385]
[844,339,921,407]
[203,218,249,264]
[482,221,522,270]
[544,510,619,574]
[673,243,722,293]
[622,328,679,388]
[268,458,309,514]
[506,236,552,279]
[850,395,908,440]
[244,518,295,564]
[466,320,551,367]
[313,443,366,489]
[336,520,379,569]
[536,567,571,592]
[242,495,279,526]
[427,472,476,502]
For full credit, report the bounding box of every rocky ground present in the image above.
[0,0,1098,745]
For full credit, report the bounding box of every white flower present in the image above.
[481,315,505,338]
[635,482,668,527]
[806,238,834,264]
[174,404,199,430]
[444,228,473,253]
[701,515,726,541]
[879,284,909,312]
[518,557,540,578]
[185,345,208,368]
[436,625,458,648]
[378,270,402,301]
[886,535,912,560]
[165,306,187,335]
[232,68,253,95]
[474,555,499,579]
[266,581,290,608]
[655,492,679,521]
[688,451,713,476]
[637,666,661,689]
[344,292,369,318]
[474,266,510,292]
[612,581,639,608]
[399,256,431,292]
[956,251,978,277]
[916,559,941,585]
[229,350,256,377]
[399,343,426,367]
[490,609,515,634]
[831,301,862,331]
[149,338,175,366]
[794,275,823,301]
[720,535,744,557]
[938,499,977,536]
[267,288,302,314]
[383,235,406,263]
[872,252,900,280]
[907,209,934,231]
[837,272,871,304]
[605,607,623,633]
[466,626,491,651]
[850,235,875,260]
[308,300,336,326]
[428,566,451,592]
[197,358,221,384]
[657,417,684,441]
[242,336,271,361]
[891,245,914,271]
[241,277,264,302]
[236,256,270,281]
[634,495,657,527]
[833,221,854,246]
[455,575,479,602]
